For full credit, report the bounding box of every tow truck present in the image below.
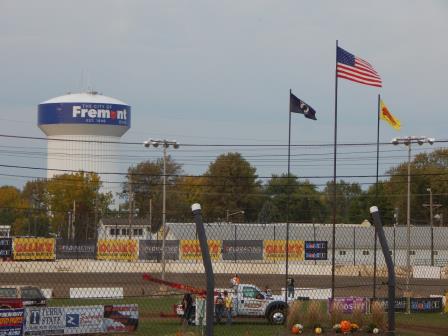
[143,274,289,324]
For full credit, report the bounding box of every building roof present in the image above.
[165,222,447,250]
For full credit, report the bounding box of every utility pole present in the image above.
[423,188,442,266]
[72,200,76,241]
[128,179,133,239]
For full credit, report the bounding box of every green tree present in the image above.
[22,179,51,236]
[122,156,184,230]
[322,180,366,223]
[265,174,324,222]
[385,148,448,226]
[0,186,29,235]
[201,152,262,221]
[46,172,111,240]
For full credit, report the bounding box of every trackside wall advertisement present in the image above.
[263,240,304,261]
[96,239,138,261]
[180,240,221,260]
[55,240,96,259]
[13,238,55,261]
[38,103,131,127]
[138,240,179,260]
[0,238,12,258]
[24,307,64,335]
[0,308,24,336]
[222,240,263,260]
[24,306,105,335]
[103,304,138,333]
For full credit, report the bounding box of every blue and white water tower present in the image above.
[38,91,131,197]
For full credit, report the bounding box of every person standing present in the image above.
[287,277,295,299]
[223,290,233,325]
[181,293,194,325]
[214,292,225,324]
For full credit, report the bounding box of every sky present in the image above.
[0,0,447,197]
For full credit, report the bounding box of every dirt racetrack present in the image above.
[0,272,445,299]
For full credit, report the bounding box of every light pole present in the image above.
[423,188,442,266]
[391,136,434,310]
[144,139,179,280]
[226,210,244,262]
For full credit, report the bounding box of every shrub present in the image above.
[304,300,327,328]
[370,301,387,330]
[286,300,304,330]
[329,302,344,326]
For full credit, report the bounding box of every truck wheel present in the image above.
[268,307,286,325]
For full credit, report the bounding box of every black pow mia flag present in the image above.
[290,92,317,120]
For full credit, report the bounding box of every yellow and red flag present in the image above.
[380,100,401,130]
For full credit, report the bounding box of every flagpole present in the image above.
[331,40,339,300]
[373,93,380,299]
[285,89,292,303]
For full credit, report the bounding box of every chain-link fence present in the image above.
[1,222,447,335]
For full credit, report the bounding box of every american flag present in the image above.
[337,47,382,87]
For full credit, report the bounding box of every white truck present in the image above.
[177,283,289,325]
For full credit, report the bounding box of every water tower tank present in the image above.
[38,92,131,197]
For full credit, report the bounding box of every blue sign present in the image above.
[305,241,328,260]
[38,103,131,127]
[0,308,24,336]
[411,297,443,313]
[65,314,79,328]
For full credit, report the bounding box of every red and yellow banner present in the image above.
[264,240,304,261]
[180,240,221,261]
[13,238,55,260]
[97,239,138,261]
[380,100,401,130]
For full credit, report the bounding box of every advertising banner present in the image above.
[138,240,179,261]
[180,240,221,261]
[304,241,328,260]
[328,297,369,314]
[411,297,443,313]
[55,240,96,259]
[103,304,138,333]
[263,240,304,261]
[0,308,24,336]
[24,307,65,335]
[0,238,12,258]
[38,103,131,127]
[222,240,263,260]
[64,306,104,335]
[371,298,407,312]
[13,238,55,261]
[96,239,138,261]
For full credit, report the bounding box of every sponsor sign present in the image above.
[411,297,443,313]
[180,240,221,261]
[24,307,65,335]
[0,308,24,336]
[38,103,131,127]
[96,239,137,261]
[0,238,12,258]
[222,240,263,260]
[371,298,407,312]
[103,304,138,333]
[304,241,328,260]
[329,297,369,314]
[55,240,96,259]
[64,306,104,335]
[13,238,55,261]
[263,240,304,261]
[138,240,179,261]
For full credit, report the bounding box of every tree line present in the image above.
[1,149,447,239]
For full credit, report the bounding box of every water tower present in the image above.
[38,91,131,197]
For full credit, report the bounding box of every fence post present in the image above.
[370,206,395,336]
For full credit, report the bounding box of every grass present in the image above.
[47,296,448,336]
